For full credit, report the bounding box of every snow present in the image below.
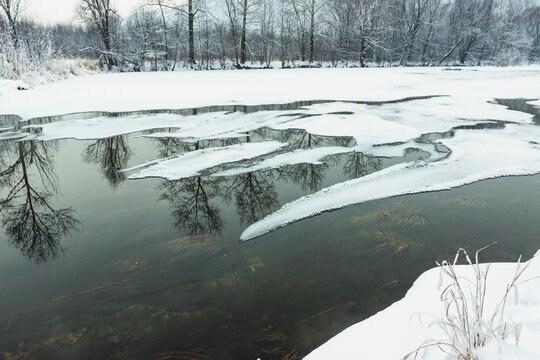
[240,124,540,241]
[0,59,97,96]
[306,251,540,360]
[127,141,286,180]
[1,67,539,120]
[529,99,540,107]
[9,96,532,149]
[1,66,539,240]
[22,113,183,141]
[366,141,447,161]
[212,146,355,177]
[0,79,30,96]
[141,110,295,142]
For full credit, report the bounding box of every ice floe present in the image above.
[22,114,183,141]
[128,141,287,180]
[212,146,355,177]
[240,124,540,241]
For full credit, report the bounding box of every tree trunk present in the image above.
[102,18,115,69]
[360,0,369,67]
[240,0,248,65]
[188,0,196,67]
[158,1,169,70]
[309,0,315,63]
[6,12,18,46]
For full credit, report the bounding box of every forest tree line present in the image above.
[1,0,540,74]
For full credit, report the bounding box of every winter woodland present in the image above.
[1,0,540,78]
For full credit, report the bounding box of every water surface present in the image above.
[1,108,539,360]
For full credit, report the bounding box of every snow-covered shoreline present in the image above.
[0,58,98,97]
[1,66,540,120]
[306,252,540,360]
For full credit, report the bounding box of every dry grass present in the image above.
[405,244,535,360]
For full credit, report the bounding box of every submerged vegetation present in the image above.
[0,128,539,358]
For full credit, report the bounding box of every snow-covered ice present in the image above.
[240,124,540,240]
[212,146,355,177]
[22,114,183,141]
[128,141,286,180]
[1,66,539,238]
[306,251,540,360]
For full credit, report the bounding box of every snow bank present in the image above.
[240,125,540,240]
[1,67,539,120]
[0,58,97,97]
[306,252,540,360]
[8,95,531,147]
[128,141,286,180]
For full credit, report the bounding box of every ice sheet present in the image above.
[22,114,183,141]
[128,141,287,180]
[212,146,355,177]
[240,125,540,241]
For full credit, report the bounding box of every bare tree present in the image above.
[241,0,249,64]
[398,0,430,65]
[146,0,171,69]
[0,0,23,44]
[78,0,118,68]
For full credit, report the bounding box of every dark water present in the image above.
[1,112,540,360]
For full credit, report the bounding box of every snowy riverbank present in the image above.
[1,66,540,119]
[306,252,540,360]
[0,58,97,97]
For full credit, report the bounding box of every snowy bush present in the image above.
[0,23,97,93]
[0,23,52,79]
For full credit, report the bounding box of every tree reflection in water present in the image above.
[152,129,383,237]
[160,176,224,236]
[343,152,383,180]
[225,172,278,224]
[277,131,332,192]
[84,136,132,188]
[0,140,79,263]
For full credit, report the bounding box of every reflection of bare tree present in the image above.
[343,152,383,180]
[282,163,328,192]
[0,141,79,263]
[83,136,132,188]
[225,172,278,224]
[291,132,318,149]
[273,130,332,193]
[276,128,353,150]
[160,177,224,236]
[153,137,242,158]
[153,137,192,158]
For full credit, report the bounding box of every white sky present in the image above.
[22,0,540,25]
[24,0,143,24]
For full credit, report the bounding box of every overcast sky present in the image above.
[25,0,143,24]
[22,0,540,25]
